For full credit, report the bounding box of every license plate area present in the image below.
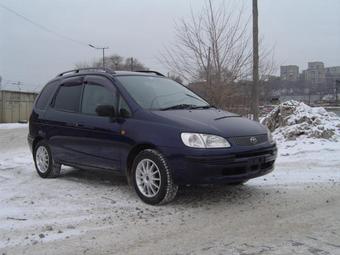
[248,156,265,171]
[249,156,265,165]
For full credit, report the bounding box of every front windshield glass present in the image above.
[116,76,210,110]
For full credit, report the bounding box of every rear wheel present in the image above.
[34,140,61,178]
[132,149,178,205]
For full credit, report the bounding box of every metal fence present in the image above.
[0,90,38,123]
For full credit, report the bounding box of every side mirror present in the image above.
[95,105,116,118]
[119,108,131,118]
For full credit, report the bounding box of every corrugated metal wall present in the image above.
[0,90,38,123]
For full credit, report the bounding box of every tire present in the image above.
[132,149,178,205]
[33,140,61,178]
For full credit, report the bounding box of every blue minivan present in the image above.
[28,68,277,205]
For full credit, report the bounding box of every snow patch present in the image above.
[261,100,340,142]
[0,123,28,129]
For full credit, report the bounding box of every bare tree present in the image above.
[75,54,148,71]
[161,0,275,110]
[162,0,252,83]
[161,0,252,105]
[168,74,184,84]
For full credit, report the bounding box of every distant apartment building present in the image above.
[280,65,299,81]
[325,66,340,84]
[273,61,340,104]
[280,62,340,86]
[303,61,326,84]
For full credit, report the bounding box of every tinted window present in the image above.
[36,82,57,110]
[116,76,209,110]
[54,84,82,112]
[81,84,116,115]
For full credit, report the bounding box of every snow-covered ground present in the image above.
[1,125,340,255]
[0,123,28,130]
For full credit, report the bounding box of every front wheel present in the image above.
[132,149,178,205]
[34,140,61,178]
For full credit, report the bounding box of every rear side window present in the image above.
[81,84,116,115]
[35,82,57,110]
[54,84,82,112]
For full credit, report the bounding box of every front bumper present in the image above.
[162,143,277,185]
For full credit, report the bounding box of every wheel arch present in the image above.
[125,143,158,185]
[32,136,44,153]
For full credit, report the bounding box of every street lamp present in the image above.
[88,44,109,68]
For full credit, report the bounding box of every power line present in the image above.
[0,2,89,47]
[1,78,41,92]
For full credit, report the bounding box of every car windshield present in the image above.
[116,75,210,110]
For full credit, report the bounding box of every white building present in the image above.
[304,62,326,84]
[280,65,299,81]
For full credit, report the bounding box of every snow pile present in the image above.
[261,100,340,142]
[0,123,28,129]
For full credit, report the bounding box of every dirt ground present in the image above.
[1,127,340,255]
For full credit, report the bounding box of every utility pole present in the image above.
[251,0,259,121]
[88,44,109,68]
[130,57,134,71]
[336,80,340,105]
[102,48,105,68]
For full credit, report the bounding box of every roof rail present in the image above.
[56,68,115,77]
[135,70,165,77]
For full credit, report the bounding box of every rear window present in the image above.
[54,84,82,112]
[35,82,57,110]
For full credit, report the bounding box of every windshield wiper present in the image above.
[160,104,197,111]
[190,105,216,109]
[160,104,215,111]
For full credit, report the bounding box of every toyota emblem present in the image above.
[250,136,257,144]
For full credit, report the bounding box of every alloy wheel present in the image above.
[135,159,161,198]
[36,146,49,173]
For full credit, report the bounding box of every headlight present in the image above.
[181,133,231,148]
[266,128,274,143]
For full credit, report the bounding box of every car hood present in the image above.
[151,109,267,137]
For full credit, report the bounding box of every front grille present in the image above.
[222,160,274,176]
[229,134,268,146]
[236,147,276,158]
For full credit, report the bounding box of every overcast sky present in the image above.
[1,0,340,92]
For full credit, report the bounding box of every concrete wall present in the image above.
[0,90,38,123]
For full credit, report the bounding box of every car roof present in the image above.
[55,68,165,79]
[113,71,161,76]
